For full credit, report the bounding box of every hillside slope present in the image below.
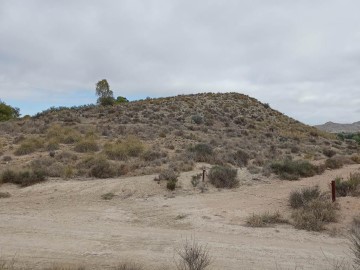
[0,92,356,180]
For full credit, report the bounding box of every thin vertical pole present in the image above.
[202,169,206,182]
[331,180,336,202]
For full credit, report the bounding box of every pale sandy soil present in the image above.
[1,164,360,269]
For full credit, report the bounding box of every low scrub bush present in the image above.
[0,192,11,198]
[104,137,144,160]
[74,139,99,153]
[246,212,287,227]
[271,159,318,180]
[77,156,117,178]
[291,198,337,231]
[322,148,337,158]
[47,125,81,144]
[335,173,360,197]
[189,143,214,163]
[289,186,320,209]
[14,137,44,155]
[229,149,250,167]
[175,238,212,270]
[1,168,46,187]
[156,168,179,190]
[208,165,238,188]
[101,192,115,200]
[325,157,344,169]
[31,157,65,177]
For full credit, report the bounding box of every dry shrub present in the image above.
[325,157,344,169]
[77,156,117,178]
[229,149,250,167]
[271,159,318,180]
[189,143,214,163]
[246,212,287,227]
[335,173,360,197]
[323,148,337,158]
[289,186,320,209]
[104,136,144,160]
[351,155,360,164]
[47,125,81,144]
[74,139,99,153]
[0,192,11,198]
[208,165,238,188]
[1,168,46,187]
[175,239,212,270]
[14,137,44,155]
[291,198,337,231]
[31,157,65,177]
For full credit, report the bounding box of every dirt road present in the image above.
[1,164,360,269]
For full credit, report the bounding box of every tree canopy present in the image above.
[95,79,114,106]
[0,100,20,121]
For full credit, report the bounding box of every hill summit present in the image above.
[0,92,355,180]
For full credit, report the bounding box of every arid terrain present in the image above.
[1,163,360,269]
[1,93,360,269]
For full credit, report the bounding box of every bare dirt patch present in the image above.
[1,164,360,269]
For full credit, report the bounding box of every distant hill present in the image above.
[315,121,360,133]
[0,92,356,180]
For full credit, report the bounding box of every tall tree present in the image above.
[95,79,114,106]
[0,100,20,121]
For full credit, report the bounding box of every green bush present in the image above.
[191,115,203,124]
[1,168,46,187]
[271,159,318,180]
[289,186,320,209]
[167,180,177,191]
[0,100,20,121]
[208,166,238,188]
[89,158,116,178]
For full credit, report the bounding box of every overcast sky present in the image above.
[0,0,359,125]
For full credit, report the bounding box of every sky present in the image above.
[0,0,360,125]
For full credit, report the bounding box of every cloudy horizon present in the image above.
[1,0,359,125]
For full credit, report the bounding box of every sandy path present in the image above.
[1,165,360,269]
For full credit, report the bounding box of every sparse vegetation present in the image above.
[246,212,287,227]
[175,239,212,270]
[271,159,319,180]
[1,168,46,187]
[101,192,115,200]
[289,186,321,209]
[208,165,238,188]
[104,137,144,160]
[74,139,99,153]
[325,157,344,169]
[0,192,11,198]
[189,144,214,163]
[334,173,360,197]
[14,137,44,155]
[351,216,360,266]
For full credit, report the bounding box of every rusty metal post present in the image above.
[202,169,206,182]
[331,180,336,202]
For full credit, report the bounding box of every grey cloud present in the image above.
[0,0,360,124]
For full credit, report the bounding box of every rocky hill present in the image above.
[0,92,357,181]
[315,121,360,133]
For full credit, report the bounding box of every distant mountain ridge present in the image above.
[315,121,360,133]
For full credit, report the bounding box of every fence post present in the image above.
[331,180,336,202]
[202,169,206,182]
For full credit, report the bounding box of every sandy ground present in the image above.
[1,164,360,269]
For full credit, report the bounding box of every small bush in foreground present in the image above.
[208,165,238,188]
[114,262,144,270]
[289,186,320,209]
[246,212,288,227]
[271,159,318,180]
[1,168,46,187]
[291,198,337,231]
[175,239,212,270]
